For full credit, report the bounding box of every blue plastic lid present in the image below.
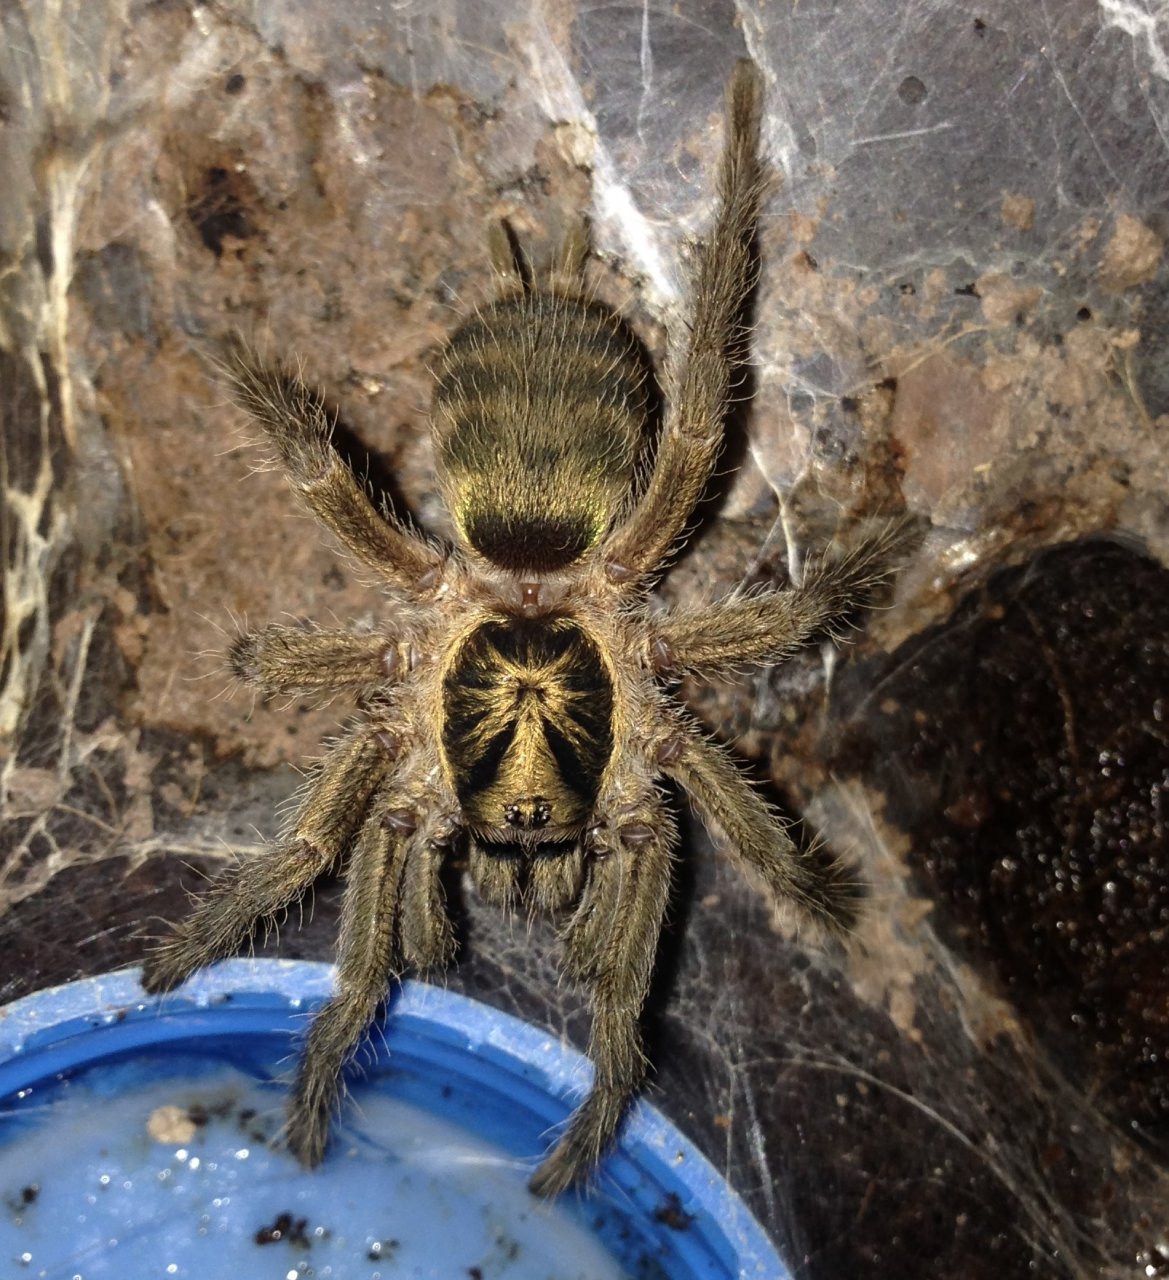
[0,960,787,1279]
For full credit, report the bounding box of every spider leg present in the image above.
[225,346,445,594]
[661,723,858,933]
[600,60,765,583]
[399,818,459,972]
[230,623,414,698]
[558,845,620,989]
[287,787,428,1166]
[530,796,676,1197]
[651,521,909,675]
[141,727,396,993]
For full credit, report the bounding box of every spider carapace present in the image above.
[142,60,902,1197]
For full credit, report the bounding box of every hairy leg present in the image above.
[230,623,414,697]
[530,797,675,1197]
[286,787,420,1166]
[600,60,765,582]
[142,727,395,992]
[650,520,910,674]
[399,817,459,971]
[225,347,445,594]
[559,849,622,988]
[661,724,859,933]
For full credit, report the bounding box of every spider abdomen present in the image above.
[432,292,648,572]
[439,615,613,839]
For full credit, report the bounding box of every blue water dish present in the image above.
[0,961,787,1279]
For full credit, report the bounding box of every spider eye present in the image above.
[504,798,553,830]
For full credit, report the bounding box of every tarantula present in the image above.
[143,61,899,1196]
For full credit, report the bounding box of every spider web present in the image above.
[2,1,1168,1276]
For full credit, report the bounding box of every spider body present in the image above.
[142,61,902,1197]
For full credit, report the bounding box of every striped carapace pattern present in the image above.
[440,615,614,834]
